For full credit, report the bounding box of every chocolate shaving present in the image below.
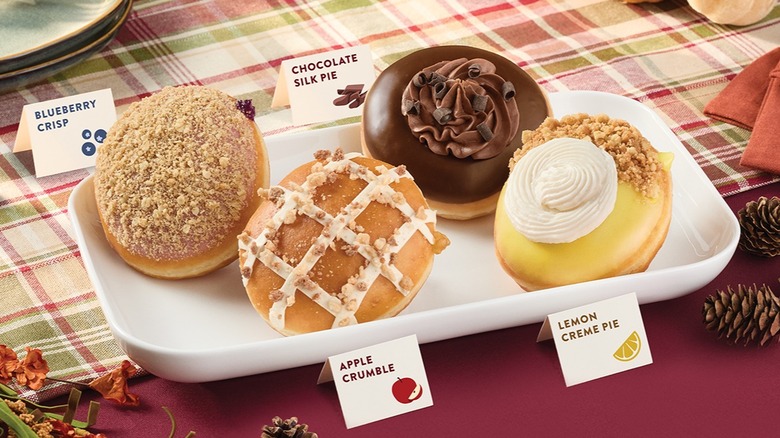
[433,82,448,99]
[412,72,427,87]
[502,81,516,100]
[476,122,493,141]
[402,99,420,116]
[337,84,363,94]
[471,94,488,113]
[334,84,366,108]
[333,94,351,106]
[433,107,452,124]
[428,72,446,85]
[348,92,367,108]
[468,64,481,78]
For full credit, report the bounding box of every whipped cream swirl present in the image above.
[504,138,618,243]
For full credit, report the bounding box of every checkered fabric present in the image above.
[0,0,778,401]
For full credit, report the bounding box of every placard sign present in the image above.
[272,45,375,126]
[537,293,652,387]
[14,88,116,177]
[318,335,433,428]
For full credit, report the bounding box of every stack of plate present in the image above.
[0,0,133,93]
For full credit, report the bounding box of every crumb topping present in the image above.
[238,149,443,331]
[512,113,663,198]
[94,86,258,260]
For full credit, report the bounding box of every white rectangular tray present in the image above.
[68,91,739,382]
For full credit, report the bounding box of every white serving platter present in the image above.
[67,91,739,382]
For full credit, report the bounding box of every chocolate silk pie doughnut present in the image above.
[361,45,551,220]
[238,149,450,336]
[94,86,270,279]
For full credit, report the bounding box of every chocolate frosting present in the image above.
[363,46,552,204]
[402,58,519,160]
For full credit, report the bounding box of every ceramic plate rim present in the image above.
[0,0,125,62]
[0,0,132,91]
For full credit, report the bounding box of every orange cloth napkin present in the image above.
[741,58,780,174]
[704,47,780,174]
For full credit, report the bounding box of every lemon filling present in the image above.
[495,149,673,289]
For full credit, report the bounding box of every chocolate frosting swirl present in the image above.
[401,58,520,160]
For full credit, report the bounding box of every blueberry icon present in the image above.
[94,129,107,143]
[82,129,92,140]
[82,142,96,156]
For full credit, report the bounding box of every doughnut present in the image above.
[494,114,673,291]
[361,45,551,220]
[238,149,450,336]
[94,85,270,279]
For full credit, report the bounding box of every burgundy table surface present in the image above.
[62,182,780,437]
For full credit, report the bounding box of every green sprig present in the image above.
[0,399,37,438]
[0,384,100,432]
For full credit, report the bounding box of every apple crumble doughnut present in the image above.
[238,149,449,336]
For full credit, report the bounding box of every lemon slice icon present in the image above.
[613,331,641,362]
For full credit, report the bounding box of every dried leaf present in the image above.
[0,345,19,384]
[88,360,140,406]
[13,347,49,390]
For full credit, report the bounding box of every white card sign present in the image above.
[13,88,116,177]
[537,292,652,387]
[318,335,433,428]
[272,45,375,126]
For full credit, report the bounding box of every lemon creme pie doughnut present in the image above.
[238,149,450,336]
[94,86,270,279]
[361,45,551,220]
[494,114,673,291]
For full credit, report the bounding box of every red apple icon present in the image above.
[392,377,423,404]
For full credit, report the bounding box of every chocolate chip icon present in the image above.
[333,84,367,108]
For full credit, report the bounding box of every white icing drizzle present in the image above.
[238,152,437,331]
[504,137,617,244]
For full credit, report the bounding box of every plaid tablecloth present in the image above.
[1,0,778,401]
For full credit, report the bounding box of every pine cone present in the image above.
[703,283,780,346]
[261,416,318,438]
[737,196,780,257]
